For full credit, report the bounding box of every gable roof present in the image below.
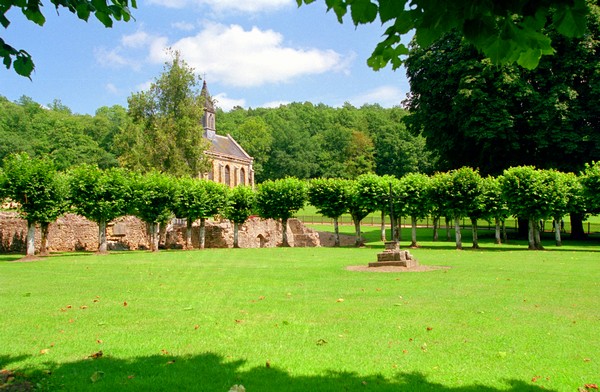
[206,133,253,162]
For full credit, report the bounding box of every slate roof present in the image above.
[207,133,253,162]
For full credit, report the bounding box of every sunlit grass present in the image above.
[1,238,599,391]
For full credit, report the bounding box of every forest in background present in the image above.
[0,96,433,182]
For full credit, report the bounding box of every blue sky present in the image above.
[0,0,411,114]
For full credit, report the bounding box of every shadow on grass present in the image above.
[1,353,555,392]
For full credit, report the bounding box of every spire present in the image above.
[201,79,216,140]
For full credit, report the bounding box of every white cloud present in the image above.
[136,80,154,92]
[146,0,292,13]
[121,31,154,48]
[349,86,405,108]
[172,21,196,31]
[166,23,350,87]
[94,47,142,70]
[105,83,119,94]
[212,92,245,111]
[260,100,290,108]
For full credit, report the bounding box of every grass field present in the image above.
[1,231,599,391]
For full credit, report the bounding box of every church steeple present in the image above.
[201,80,216,140]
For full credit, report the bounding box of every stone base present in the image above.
[372,241,418,268]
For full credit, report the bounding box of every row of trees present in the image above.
[3,153,600,256]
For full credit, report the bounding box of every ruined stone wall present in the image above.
[0,212,320,253]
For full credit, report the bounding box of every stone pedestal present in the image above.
[369,241,418,268]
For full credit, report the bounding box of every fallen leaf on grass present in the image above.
[123,301,128,307]
[161,349,169,355]
[90,371,104,383]
[235,319,244,324]
[229,385,245,392]
[40,349,50,355]
[80,305,88,309]
[585,384,598,390]
[194,325,199,330]
[266,359,271,368]
[426,327,433,331]
[127,375,135,379]
[584,358,591,362]
[316,339,328,346]
[89,351,103,359]
[336,298,344,303]
[166,360,176,365]
[97,339,103,344]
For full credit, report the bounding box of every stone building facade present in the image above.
[201,82,254,187]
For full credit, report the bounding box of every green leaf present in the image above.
[13,53,34,78]
[516,48,542,70]
[553,0,588,38]
[94,11,113,27]
[76,3,91,21]
[350,0,377,25]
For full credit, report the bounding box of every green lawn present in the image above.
[1,236,599,391]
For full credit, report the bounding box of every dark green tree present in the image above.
[396,173,431,248]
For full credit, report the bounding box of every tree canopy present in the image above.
[298,0,591,70]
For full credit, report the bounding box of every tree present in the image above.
[2,153,69,256]
[130,171,176,252]
[222,186,256,248]
[224,117,273,181]
[194,180,228,249]
[480,176,509,245]
[256,178,307,247]
[297,0,591,70]
[404,3,600,177]
[308,178,351,247]
[499,166,555,250]
[1,0,136,77]
[69,165,130,253]
[119,51,211,177]
[581,161,600,214]
[443,167,483,250]
[396,173,430,248]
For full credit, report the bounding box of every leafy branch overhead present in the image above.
[297,0,590,69]
[0,0,137,77]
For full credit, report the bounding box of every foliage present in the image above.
[119,51,211,177]
[307,178,351,219]
[581,161,600,213]
[2,152,69,224]
[396,172,431,220]
[223,186,255,225]
[129,171,176,225]
[297,0,590,70]
[404,3,600,175]
[0,96,119,170]
[256,177,307,222]
[174,178,228,221]
[1,0,136,77]
[68,164,130,224]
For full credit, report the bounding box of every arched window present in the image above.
[234,168,238,186]
[218,165,223,183]
[225,165,231,187]
[240,168,246,185]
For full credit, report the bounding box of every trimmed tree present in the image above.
[445,167,483,250]
[130,171,176,252]
[222,186,256,248]
[195,180,229,249]
[256,178,307,247]
[581,161,600,215]
[396,173,431,248]
[429,171,453,242]
[480,176,509,245]
[69,165,130,253]
[308,178,351,247]
[499,166,554,250]
[2,153,69,256]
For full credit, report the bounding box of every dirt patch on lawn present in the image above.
[346,264,451,273]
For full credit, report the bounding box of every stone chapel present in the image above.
[201,81,255,187]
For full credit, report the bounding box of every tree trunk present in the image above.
[395,217,401,242]
[534,220,544,250]
[432,216,439,241]
[494,218,502,245]
[199,218,206,249]
[471,218,479,249]
[185,219,193,249]
[333,217,340,247]
[281,218,290,247]
[26,221,36,256]
[527,218,536,250]
[554,217,562,247]
[569,212,586,240]
[40,222,49,256]
[98,219,108,253]
[380,210,386,242]
[353,217,363,247]
[233,222,240,248]
[502,220,507,243]
[148,222,159,252]
[445,217,451,241]
[410,216,418,248]
[454,217,462,250]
